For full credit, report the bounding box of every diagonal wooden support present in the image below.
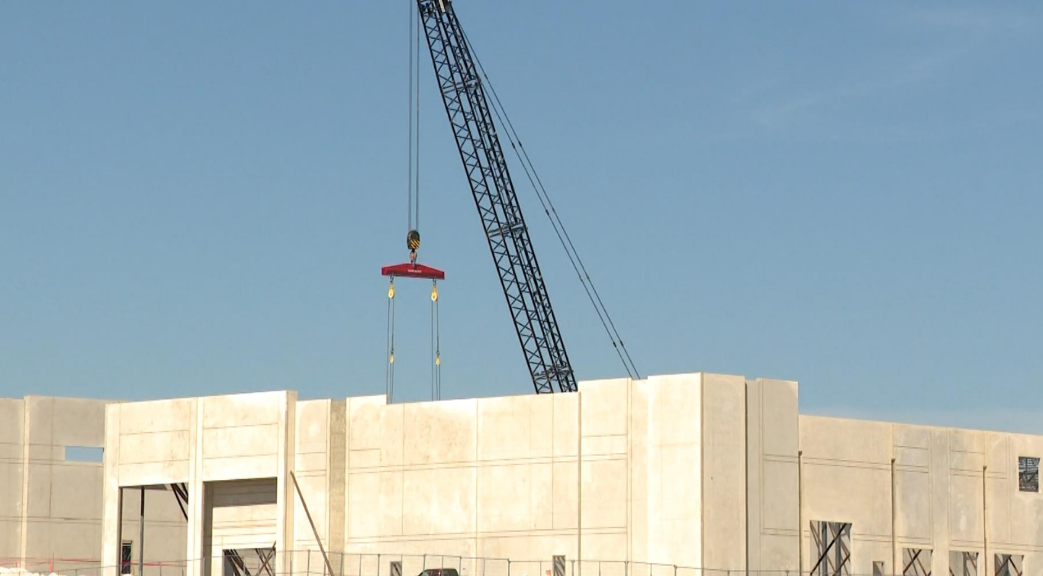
[290,471,336,576]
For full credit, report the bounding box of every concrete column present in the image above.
[328,400,347,555]
[101,404,123,576]
[187,398,208,576]
[18,396,32,568]
[276,391,298,576]
[700,373,747,572]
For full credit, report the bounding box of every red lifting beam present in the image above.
[381,263,445,280]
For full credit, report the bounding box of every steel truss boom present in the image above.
[416,0,576,393]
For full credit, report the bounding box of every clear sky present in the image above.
[1,1,1040,432]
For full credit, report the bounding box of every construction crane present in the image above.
[414,0,577,394]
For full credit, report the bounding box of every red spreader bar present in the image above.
[381,263,446,280]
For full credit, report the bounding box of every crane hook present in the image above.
[407,229,421,265]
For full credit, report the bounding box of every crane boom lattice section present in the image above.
[417,0,576,393]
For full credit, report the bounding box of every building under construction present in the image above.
[2,372,1042,576]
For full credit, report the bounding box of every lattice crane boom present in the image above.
[416,0,577,393]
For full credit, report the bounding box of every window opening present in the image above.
[904,548,933,576]
[810,520,852,576]
[65,446,104,462]
[995,554,1023,576]
[949,551,978,576]
[121,541,133,575]
[223,548,276,576]
[1018,457,1038,492]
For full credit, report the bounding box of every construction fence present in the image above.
[1,551,821,576]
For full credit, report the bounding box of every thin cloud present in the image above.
[746,5,1037,139]
[908,6,1034,35]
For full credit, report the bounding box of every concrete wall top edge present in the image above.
[798,413,1037,438]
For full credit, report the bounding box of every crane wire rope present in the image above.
[460,30,641,381]
[406,0,422,233]
[407,0,414,232]
[415,6,421,232]
[391,0,441,403]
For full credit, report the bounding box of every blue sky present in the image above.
[1,1,1040,432]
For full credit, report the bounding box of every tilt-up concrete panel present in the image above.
[102,391,297,576]
[746,378,800,573]
[0,399,25,561]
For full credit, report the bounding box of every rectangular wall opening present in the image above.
[222,548,276,576]
[205,478,279,576]
[903,548,933,576]
[1018,457,1038,492]
[65,445,104,462]
[995,554,1023,576]
[121,541,133,575]
[810,520,851,576]
[949,551,978,576]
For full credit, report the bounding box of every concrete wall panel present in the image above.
[0,399,24,444]
[0,461,23,517]
[347,471,403,538]
[292,472,328,547]
[761,379,799,458]
[51,398,107,448]
[895,470,931,541]
[552,394,579,458]
[580,459,627,530]
[478,396,555,461]
[552,461,579,530]
[762,459,799,531]
[50,463,103,521]
[986,476,1012,545]
[1009,433,1043,548]
[24,463,52,518]
[642,374,701,568]
[403,400,477,466]
[202,392,281,429]
[579,379,629,438]
[580,533,628,562]
[478,463,535,532]
[948,474,984,543]
[802,462,892,537]
[25,397,55,446]
[117,431,191,465]
[118,460,191,486]
[402,466,477,535]
[119,399,194,435]
[701,373,746,571]
[202,425,280,459]
[800,417,892,463]
[202,455,278,481]
[895,446,930,468]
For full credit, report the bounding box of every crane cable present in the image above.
[406,0,423,268]
[390,1,442,403]
[389,0,418,403]
[407,0,421,233]
[461,30,642,381]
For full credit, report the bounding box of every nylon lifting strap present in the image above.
[385,276,444,403]
[431,280,441,401]
[385,279,396,402]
